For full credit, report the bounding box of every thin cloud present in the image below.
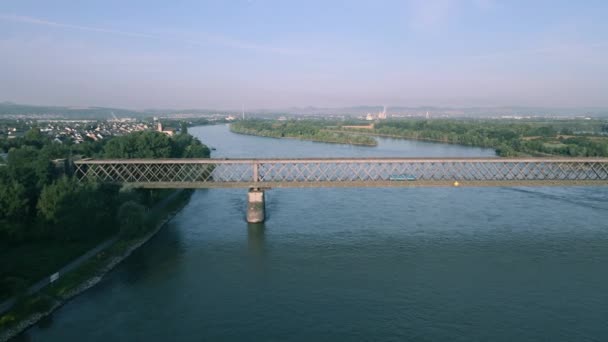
[0,13,301,55]
[468,42,608,61]
[406,0,496,32]
[0,14,157,39]
[407,0,456,32]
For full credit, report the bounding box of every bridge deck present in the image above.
[75,157,608,163]
[120,180,607,189]
[74,158,608,188]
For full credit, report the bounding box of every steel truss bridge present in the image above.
[74,158,608,188]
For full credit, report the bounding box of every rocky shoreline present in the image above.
[0,208,182,342]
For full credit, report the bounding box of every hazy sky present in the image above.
[1,0,607,109]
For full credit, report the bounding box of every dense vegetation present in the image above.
[338,119,608,157]
[0,102,147,119]
[231,120,377,146]
[0,127,209,301]
[103,130,210,159]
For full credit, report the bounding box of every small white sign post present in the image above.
[50,272,60,283]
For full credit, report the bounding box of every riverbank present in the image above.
[0,189,193,342]
[333,128,508,152]
[333,128,575,157]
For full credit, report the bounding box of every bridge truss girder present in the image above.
[73,158,608,188]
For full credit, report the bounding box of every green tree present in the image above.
[23,127,48,148]
[7,145,54,210]
[0,168,30,239]
[180,121,188,135]
[117,201,146,238]
[0,178,29,220]
[36,178,120,240]
[171,133,210,158]
[104,131,173,158]
[36,177,78,224]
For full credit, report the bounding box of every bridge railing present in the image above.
[73,158,608,188]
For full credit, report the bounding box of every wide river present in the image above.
[20,124,608,341]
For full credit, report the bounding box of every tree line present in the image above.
[231,120,377,146]
[0,127,209,298]
[346,120,608,157]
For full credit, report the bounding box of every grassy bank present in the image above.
[0,238,111,302]
[0,189,193,340]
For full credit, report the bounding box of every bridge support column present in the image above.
[247,188,265,223]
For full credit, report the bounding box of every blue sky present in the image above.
[1,0,607,109]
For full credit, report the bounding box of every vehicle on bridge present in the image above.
[389,174,416,181]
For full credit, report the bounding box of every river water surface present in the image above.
[20,125,608,341]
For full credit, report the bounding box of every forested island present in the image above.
[346,120,608,157]
[0,126,209,334]
[230,120,377,146]
[232,118,608,157]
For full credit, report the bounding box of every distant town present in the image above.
[1,101,606,145]
[0,113,602,146]
[0,117,216,144]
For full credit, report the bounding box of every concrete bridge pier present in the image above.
[247,188,265,223]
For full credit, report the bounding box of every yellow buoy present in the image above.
[453,181,460,187]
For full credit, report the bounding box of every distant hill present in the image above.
[144,108,232,115]
[1,102,607,119]
[0,102,149,119]
[276,106,608,118]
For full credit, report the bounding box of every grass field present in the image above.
[0,236,112,302]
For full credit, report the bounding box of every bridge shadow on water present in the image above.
[503,187,608,212]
